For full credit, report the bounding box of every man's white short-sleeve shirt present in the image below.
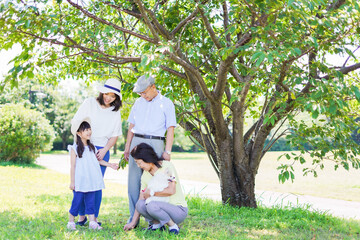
[128,92,176,137]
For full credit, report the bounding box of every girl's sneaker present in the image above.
[67,222,76,230]
[89,221,103,230]
[75,216,87,226]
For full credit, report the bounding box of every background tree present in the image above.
[1,0,360,208]
[0,77,95,150]
[0,103,55,164]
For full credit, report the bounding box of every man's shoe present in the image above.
[75,216,87,226]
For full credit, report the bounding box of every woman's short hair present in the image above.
[130,143,163,168]
[97,93,122,111]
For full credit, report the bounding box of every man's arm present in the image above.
[124,123,135,161]
[162,126,175,161]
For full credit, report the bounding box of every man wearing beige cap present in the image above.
[124,75,176,227]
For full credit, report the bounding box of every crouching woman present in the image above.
[123,143,188,235]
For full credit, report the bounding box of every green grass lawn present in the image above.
[1,163,359,239]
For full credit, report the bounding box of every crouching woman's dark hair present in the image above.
[130,143,163,168]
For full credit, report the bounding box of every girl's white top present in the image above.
[68,144,105,192]
[72,97,122,146]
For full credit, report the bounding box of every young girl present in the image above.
[67,118,118,230]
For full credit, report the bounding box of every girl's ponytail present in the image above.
[76,134,85,158]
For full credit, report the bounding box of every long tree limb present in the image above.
[60,36,140,64]
[171,9,199,37]
[320,63,360,80]
[66,0,158,44]
[222,1,231,46]
[233,79,252,165]
[196,1,222,49]
[145,7,171,39]
[133,0,160,42]
[163,50,215,102]
[214,33,252,100]
[160,65,187,79]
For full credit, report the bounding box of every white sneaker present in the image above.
[67,222,76,230]
[89,221,103,230]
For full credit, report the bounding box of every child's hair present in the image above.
[130,143,163,168]
[97,93,122,111]
[76,121,96,158]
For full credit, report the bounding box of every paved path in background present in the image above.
[36,154,360,220]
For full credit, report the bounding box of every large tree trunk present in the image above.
[217,139,257,207]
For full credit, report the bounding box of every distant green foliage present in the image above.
[0,103,55,164]
[265,138,294,151]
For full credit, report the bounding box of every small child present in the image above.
[67,118,118,230]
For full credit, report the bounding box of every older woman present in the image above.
[123,143,188,235]
[71,78,123,226]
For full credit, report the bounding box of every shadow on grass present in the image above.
[0,161,46,169]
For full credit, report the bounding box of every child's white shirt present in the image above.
[68,144,105,192]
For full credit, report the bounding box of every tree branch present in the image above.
[320,62,360,80]
[229,66,246,83]
[196,2,222,49]
[326,0,346,11]
[222,1,231,46]
[66,0,158,44]
[262,117,289,155]
[233,79,252,159]
[102,1,142,19]
[163,49,214,102]
[244,120,258,145]
[214,33,252,100]
[145,7,171,39]
[19,29,141,65]
[160,65,187,79]
[343,46,360,67]
[133,0,160,42]
[178,116,218,175]
[171,9,199,37]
